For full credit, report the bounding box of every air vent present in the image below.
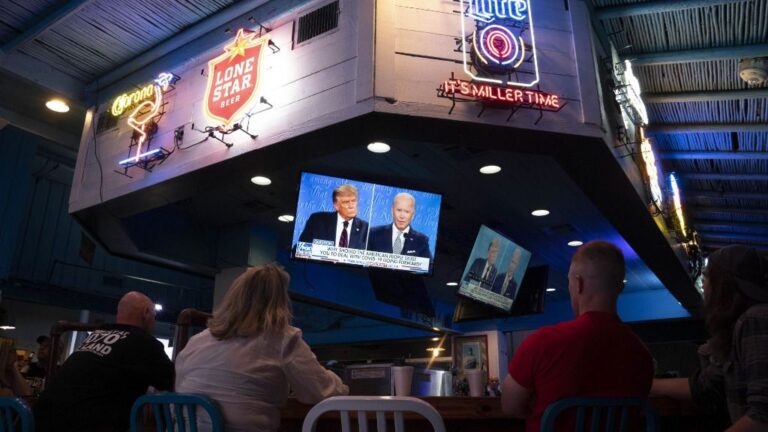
[96,112,118,134]
[296,1,340,45]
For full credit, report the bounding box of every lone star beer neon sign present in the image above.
[203,28,268,129]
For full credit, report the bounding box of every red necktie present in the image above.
[339,221,349,247]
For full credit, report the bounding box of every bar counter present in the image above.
[279,396,701,432]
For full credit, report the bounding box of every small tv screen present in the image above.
[453,265,548,322]
[457,225,532,312]
[291,172,441,274]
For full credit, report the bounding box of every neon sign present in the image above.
[460,0,539,87]
[111,84,155,117]
[440,78,560,110]
[670,174,687,235]
[614,60,648,127]
[118,72,178,168]
[204,28,269,129]
[640,138,663,206]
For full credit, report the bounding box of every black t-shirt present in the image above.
[34,323,174,432]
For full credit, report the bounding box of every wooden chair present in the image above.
[172,309,211,361]
[47,320,102,383]
[129,393,223,432]
[540,397,659,432]
[0,397,34,432]
[302,396,446,432]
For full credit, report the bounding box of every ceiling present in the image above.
[5,0,762,320]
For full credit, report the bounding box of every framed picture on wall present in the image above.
[453,334,488,380]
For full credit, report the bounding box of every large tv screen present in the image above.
[291,173,441,274]
[458,225,532,312]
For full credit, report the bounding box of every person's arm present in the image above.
[726,416,768,432]
[501,375,532,418]
[5,363,32,397]
[733,312,768,428]
[283,330,349,404]
[650,377,692,400]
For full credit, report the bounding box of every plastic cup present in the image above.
[465,369,485,397]
[391,366,414,396]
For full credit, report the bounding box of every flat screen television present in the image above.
[291,172,441,274]
[457,225,532,312]
[453,265,548,322]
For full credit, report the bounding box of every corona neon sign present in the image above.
[111,84,155,117]
[460,0,539,87]
[640,138,663,206]
[670,174,687,235]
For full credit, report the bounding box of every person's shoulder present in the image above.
[409,227,429,240]
[308,211,335,220]
[742,303,768,319]
[370,224,390,235]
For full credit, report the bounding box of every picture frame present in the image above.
[452,334,488,381]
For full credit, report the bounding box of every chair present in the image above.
[540,397,659,432]
[0,397,34,432]
[129,393,223,432]
[172,308,212,361]
[47,320,102,383]
[302,396,446,432]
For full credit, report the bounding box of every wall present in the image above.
[70,0,375,214]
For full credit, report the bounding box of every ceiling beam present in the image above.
[626,44,768,66]
[676,173,768,181]
[0,105,80,149]
[644,88,768,103]
[691,206,768,216]
[658,151,768,160]
[687,191,768,201]
[594,0,746,20]
[694,220,768,231]
[0,0,94,54]
[699,231,768,242]
[703,243,768,254]
[0,52,84,102]
[648,123,768,134]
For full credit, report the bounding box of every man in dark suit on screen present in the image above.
[492,248,523,299]
[464,238,500,289]
[298,184,369,249]
[367,193,432,259]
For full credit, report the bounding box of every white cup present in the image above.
[391,366,414,396]
[465,369,485,397]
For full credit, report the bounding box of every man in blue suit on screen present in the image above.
[465,238,500,289]
[298,184,369,249]
[367,193,432,259]
[492,248,523,299]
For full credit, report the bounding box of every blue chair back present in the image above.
[0,397,34,432]
[129,393,223,432]
[540,397,659,432]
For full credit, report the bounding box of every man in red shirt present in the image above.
[501,240,654,431]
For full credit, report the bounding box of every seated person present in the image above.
[175,263,349,432]
[501,241,654,431]
[34,292,174,432]
[23,335,50,379]
[0,337,32,397]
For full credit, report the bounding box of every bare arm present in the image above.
[501,375,532,418]
[650,377,692,401]
[5,364,32,397]
[726,416,768,432]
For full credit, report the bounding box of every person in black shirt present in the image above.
[34,291,174,432]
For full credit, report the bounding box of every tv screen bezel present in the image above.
[289,171,442,276]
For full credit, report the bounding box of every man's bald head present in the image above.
[568,241,625,315]
[117,291,156,332]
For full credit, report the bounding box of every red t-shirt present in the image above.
[508,311,654,432]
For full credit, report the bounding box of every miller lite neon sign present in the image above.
[460,0,539,87]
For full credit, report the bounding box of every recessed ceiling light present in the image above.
[432,327,440,331]
[250,176,271,186]
[531,209,550,217]
[155,304,163,311]
[546,288,556,292]
[567,240,584,247]
[479,165,501,174]
[446,281,458,286]
[431,337,440,341]
[278,214,295,222]
[367,142,390,153]
[46,99,69,113]
[623,279,628,284]
[0,326,15,330]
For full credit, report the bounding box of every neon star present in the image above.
[225,29,256,61]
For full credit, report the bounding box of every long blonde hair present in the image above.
[208,263,292,339]
[0,337,16,378]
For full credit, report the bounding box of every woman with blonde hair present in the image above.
[0,337,32,397]
[175,263,348,432]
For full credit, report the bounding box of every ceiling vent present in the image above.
[738,57,768,85]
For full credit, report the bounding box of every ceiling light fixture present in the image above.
[479,165,501,174]
[46,99,70,113]
[545,288,556,292]
[531,209,550,217]
[0,325,15,330]
[155,304,163,311]
[367,142,391,153]
[446,281,458,287]
[250,176,272,186]
[567,240,583,247]
[278,215,295,223]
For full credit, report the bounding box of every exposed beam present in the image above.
[594,0,746,20]
[676,172,768,181]
[87,0,271,92]
[658,151,768,160]
[0,0,94,54]
[694,220,768,231]
[691,206,768,216]
[644,89,768,103]
[0,105,79,149]
[703,242,768,253]
[626,44,768,66]
[687,191,768,201]
[0,52,84,102]
[699,231,768,242]
[648,123,768,134]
